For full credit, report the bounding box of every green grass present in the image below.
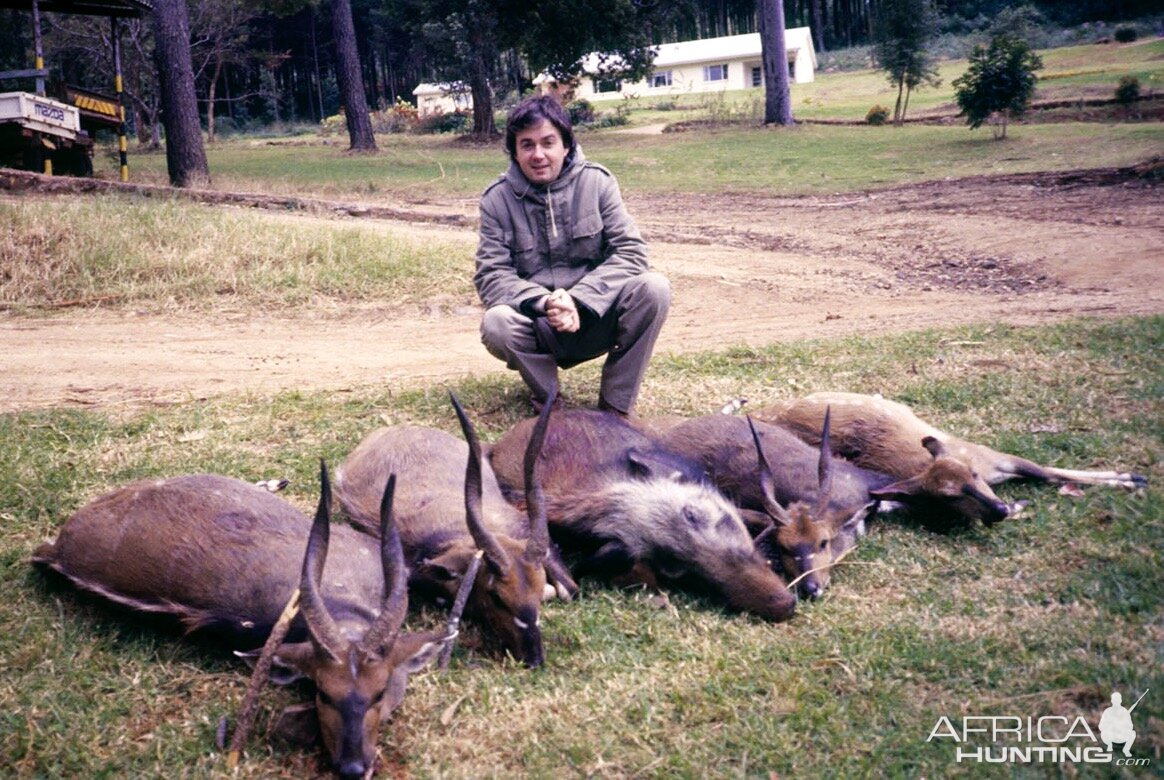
[591,121,1161,194]
[2,316,1161,777]
[90,119,1161,205]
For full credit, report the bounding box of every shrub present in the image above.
[319,112,346,136]
[567,99,596,125]
[371,98,419,134]
[588,109,630,129]
[415,110,470,135]
[866,104,890,125]
[952,33,1043,139]
[1115,76,1141,106]
[697,92,763,124]
[1114,26,1137,43]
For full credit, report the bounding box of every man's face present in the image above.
[514,119,567,185]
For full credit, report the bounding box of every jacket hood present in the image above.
[504,145,587,201]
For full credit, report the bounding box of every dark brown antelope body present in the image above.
[754,392,1147,524]
[334,393,573,667]
[657,413,879,598]
[490,409,796,622]
[32,467,451,779]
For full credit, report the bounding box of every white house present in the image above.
[412,82,472,116]
[534,29,817,103]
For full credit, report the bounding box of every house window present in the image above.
[593,77,622,94]
[651,70,673,88]
[703,63,729,82]
[752,66,762,87]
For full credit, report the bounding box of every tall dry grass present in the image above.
[0,196,476,313]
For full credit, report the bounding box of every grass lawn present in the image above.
[2,317,1160,777]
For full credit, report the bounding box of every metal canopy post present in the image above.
[111,15,128,180]
[30,0,52,173]
[30,0,44,95]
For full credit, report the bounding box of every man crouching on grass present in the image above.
[474,95,670,417]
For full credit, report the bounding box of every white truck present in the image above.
[0,89,94,175]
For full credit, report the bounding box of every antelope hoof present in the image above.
[253,477,290,493]
[1001,500,1031,522]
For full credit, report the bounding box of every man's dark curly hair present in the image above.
[504,95,575,161]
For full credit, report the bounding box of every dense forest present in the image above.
[0,0,1156,141]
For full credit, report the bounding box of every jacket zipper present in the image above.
[546,191,558,239]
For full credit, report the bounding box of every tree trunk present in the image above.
[893,79,904,124]
[758,0,794,126]
[151,0,210,187]
[134,105,150,144]
[811,0,825,53]
[206,57,223,142]
[468,39,495,138]
[993,111,1008,140]
[311,12,324,122]
[330,0,377,151]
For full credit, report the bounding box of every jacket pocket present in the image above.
[569,210,604,266]
[511,228,539,277]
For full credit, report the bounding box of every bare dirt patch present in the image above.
[1,164,1160,414]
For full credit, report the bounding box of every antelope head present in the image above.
[749,410,856,599]
[445,390,555,667]
[272,463,446,780]
[869,436,1010,525]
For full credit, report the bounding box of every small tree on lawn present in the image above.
[953,34,1043,140]
[872,0,941,126]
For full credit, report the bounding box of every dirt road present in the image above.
[2,166,1160,414]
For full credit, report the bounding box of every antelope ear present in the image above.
[382,631,450,717]
[869,475,927,502]
[840,502,876,535]
[267,641,317,685]
[418,549,474,583]
[921,436,947,459]
[739,508,774,536]
[626,448,657,478]
[391,631,448,673]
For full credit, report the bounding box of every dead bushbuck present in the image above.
[753,392,1147,524]
[334,391,575,668]
[657,411,875,599]
[33,465,453,780]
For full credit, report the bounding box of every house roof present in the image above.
[413,82,469,97]
[534,28,816,84]
[652,29,816,68]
